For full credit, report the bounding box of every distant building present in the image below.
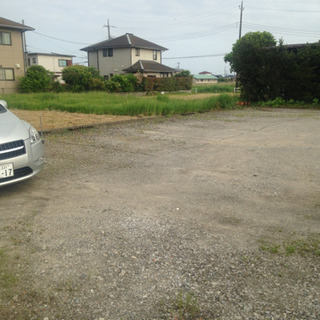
[81,33,175,79]
[27,52,74,82]
[193,74,218,84]
[199,71,212,75]
[0,17,34,93]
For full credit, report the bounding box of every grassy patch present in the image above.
[259,236,320,256]
[193,83,235,93]
[0,92,239,116]
[0,248,17,290]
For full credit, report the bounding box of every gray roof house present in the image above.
[81,33,175,79]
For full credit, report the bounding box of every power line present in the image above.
[32,31,91,45]
[163,53,226,60]
[243,23,320,37]
[150,23,237,42]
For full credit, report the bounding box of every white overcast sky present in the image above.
[2,0,320,75]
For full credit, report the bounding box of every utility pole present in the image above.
[22,20,28,73]
[235,2,244,91]
[239,1,244,39]
[103,19,115,39]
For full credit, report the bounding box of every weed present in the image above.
[285,245,296,254]
[259,243,281,254]
[0,247,17,290]
[259,236,320,256]
[169,292,201,320]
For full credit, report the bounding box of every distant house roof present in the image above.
[0,17,34,32]
[193,74,218,80]
[28,52,76,57]
[81,33,168,52]
[123,60,175,73]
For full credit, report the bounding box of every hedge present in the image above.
[142,76,192,92]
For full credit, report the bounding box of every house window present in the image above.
[0,68,14,81]
[32,57,37,64]
[103,48,113,57]
[58,59,68,67]
[135,48,140,56]
[0,32,11,45]
[153,50,157,60]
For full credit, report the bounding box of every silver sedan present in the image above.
[0,100,44,187]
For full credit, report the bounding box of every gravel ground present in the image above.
[0,108,319,320]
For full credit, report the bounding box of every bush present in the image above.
[105,74,138,92]
[142,76,192,92]
[19,65,53,93]
[62,65,103,92]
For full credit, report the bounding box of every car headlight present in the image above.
[29,126,41,145]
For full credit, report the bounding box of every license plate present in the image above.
[0,163,14,178]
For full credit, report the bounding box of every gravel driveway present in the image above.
[0,109,319,320]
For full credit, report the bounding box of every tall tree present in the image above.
[225,31,276,101]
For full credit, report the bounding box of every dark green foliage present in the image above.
[143,76,192,92]
[19,65,54,93]
[225,31,276,102]
[62,65,104,92]
[105,74,138,92]
[225,31,320,102]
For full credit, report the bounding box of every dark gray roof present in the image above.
[123,60,175,73]
[81,33,167,52]
[0,17,34,31]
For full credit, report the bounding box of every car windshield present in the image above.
[0,104,7,114]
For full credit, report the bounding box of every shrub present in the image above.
[19,65,53,93]
[105,74,138,92]
[142,76,192,92]
[62,65,103,92]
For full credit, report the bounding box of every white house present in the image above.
[27,52,74,82]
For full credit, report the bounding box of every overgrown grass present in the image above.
[0,92,238,116]
[193,82,235,93]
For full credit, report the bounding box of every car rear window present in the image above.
[0,104,7,113]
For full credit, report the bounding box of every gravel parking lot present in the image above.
[0,108,319,319]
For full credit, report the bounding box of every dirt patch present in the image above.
[10,109,140,132]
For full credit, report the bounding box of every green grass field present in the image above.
[0,91,238,116]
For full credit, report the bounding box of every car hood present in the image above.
[0,110,30,144]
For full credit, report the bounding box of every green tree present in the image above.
[19,65,53,93]
[105,74,138,92]
[174,70,192,77]
[62,65,104,92]
[224,31,276,101]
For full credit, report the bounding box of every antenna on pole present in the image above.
[239,1,244,39]
[103,19,116,39]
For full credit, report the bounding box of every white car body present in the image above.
[0,100,44,187]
